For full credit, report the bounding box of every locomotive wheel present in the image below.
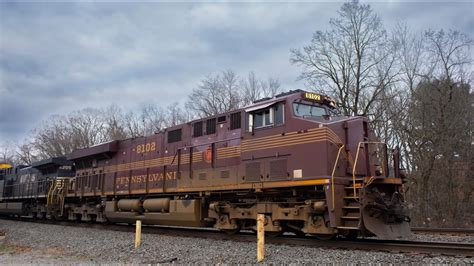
[287,229,305,237]
[285,226,303,237]
[222,228,241,235]
[344,230,359,240]
[265,231,283,238]
[313,233,336,240]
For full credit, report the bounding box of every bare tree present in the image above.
[406,30,474,226]
[103,104,128,141]
[406,79,472,227]
[241,72,283,105]
[241,72,260,105]
[262,78,282,99]
[219,70,242,111]
[16,142,38,165]
[164,103,187,128]
[18,101,188,160]
[0,141,17,164]
[67,108,107,148]
[369,23,426,172]
[29,108,109,158]
[186,70,243,117]
[187,70,283,117]
[141,104,167,135]
[121,103,185,136]
[387,26,473,227]
[291,0,395,116]
[122,110,143,138]
[186,73,228,117]
[32,115,73,158]
[393,23,426,93]
[424,29,473,82]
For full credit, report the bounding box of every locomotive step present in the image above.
[344,187,362,191]
[342,205,360,209]
[343,196,360,200]
[336,226,359,230]
[344,185,362,189]
[341,216,360,220]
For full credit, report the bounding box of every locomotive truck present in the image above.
[0,90,410,239]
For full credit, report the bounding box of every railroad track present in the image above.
[313,239,474,257]
[1,217,473,257]
[412,227,474,236]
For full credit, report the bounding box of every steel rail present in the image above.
[412,227,474,236]
[1,217,473,257]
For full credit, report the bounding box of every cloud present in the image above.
[0,2,472,142]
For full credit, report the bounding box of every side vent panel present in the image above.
[245,162,261,182]
[270,159,288,180]
[198,173,207,180]
[220,170,230,179]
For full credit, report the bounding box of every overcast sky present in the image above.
[0,1,473,142]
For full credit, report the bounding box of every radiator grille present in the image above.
[270,159,288,180]
[220,170,230,178]
[245,162,261,182]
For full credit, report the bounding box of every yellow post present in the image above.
[257,214,265,262]
[135,220,142,249]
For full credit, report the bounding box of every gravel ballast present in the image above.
[410,233,474,243]
[0,219,472,264]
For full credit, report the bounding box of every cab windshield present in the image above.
[293,102,327,117]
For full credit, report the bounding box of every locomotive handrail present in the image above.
[331,144,345,211]
[47,180,54,206]
[169,149,179,166]
[352,141,385,198]
[3,179,49,199]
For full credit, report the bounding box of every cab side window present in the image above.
[206,118,216,135]
[247,103,284,132]
[274,103,284,125]
[168,128,182,143]
[254,109,272,128]
[193,121,203,137]
[230,112,241,130]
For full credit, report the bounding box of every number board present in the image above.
[303,92,322,101]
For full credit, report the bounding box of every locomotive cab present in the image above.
[242,90,410,239]
[292,93,339,121]
[245,91,339,133]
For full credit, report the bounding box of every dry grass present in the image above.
[11,245,33,253]
[41,247,64,255]
[0,243,32,254]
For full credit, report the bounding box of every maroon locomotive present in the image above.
[0,90,410,239]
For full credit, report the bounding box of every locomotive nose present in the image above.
[361,183,411,239]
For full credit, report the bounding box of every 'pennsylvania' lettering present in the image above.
[115,172,177,185]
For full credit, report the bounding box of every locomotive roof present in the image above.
[31,156,72,169]
[125,89,335,135]
[67,140,119,161]
[63,90,337,161]
[244,89,305,111]
[185,89,308,125]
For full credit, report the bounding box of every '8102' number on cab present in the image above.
[136,142,156,154]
